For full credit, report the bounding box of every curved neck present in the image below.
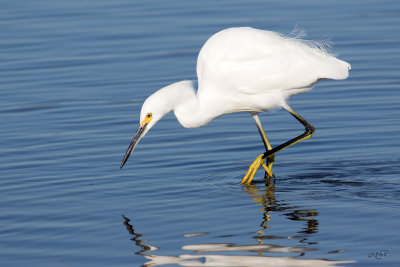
[165,81,217,128]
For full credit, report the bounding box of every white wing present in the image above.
[197,27,350,98]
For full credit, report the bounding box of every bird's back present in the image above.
[196,27,350,111]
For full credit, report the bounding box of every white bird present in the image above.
[120,27,350,185]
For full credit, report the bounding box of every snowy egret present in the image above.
[120,27,350,185]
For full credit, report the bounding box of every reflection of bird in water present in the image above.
[123,181,350,266]
[122,212,354,266]
[120,27,351,184]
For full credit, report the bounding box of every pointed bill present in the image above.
[120,123,148,169]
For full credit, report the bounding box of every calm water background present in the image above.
[1,0,399,266]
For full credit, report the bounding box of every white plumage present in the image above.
[121,27,350,181]
[196,27,349,115]
[140,27,350,129]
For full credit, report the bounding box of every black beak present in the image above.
[120,123,148,169]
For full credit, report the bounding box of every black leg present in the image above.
[262,106,315,160]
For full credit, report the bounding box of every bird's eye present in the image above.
[146,113,152,118]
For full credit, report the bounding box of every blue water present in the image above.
[1,0,399,266]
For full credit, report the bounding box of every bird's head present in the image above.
[119,87,174,169]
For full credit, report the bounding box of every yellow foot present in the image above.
[241,154,273,185]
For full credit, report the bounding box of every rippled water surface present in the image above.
[1,0,399,266]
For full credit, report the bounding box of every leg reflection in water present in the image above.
[243,176,319,237]
[242,176,322,257]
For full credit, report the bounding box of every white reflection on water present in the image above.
[122,178,355,267]
[143,253,353,267]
